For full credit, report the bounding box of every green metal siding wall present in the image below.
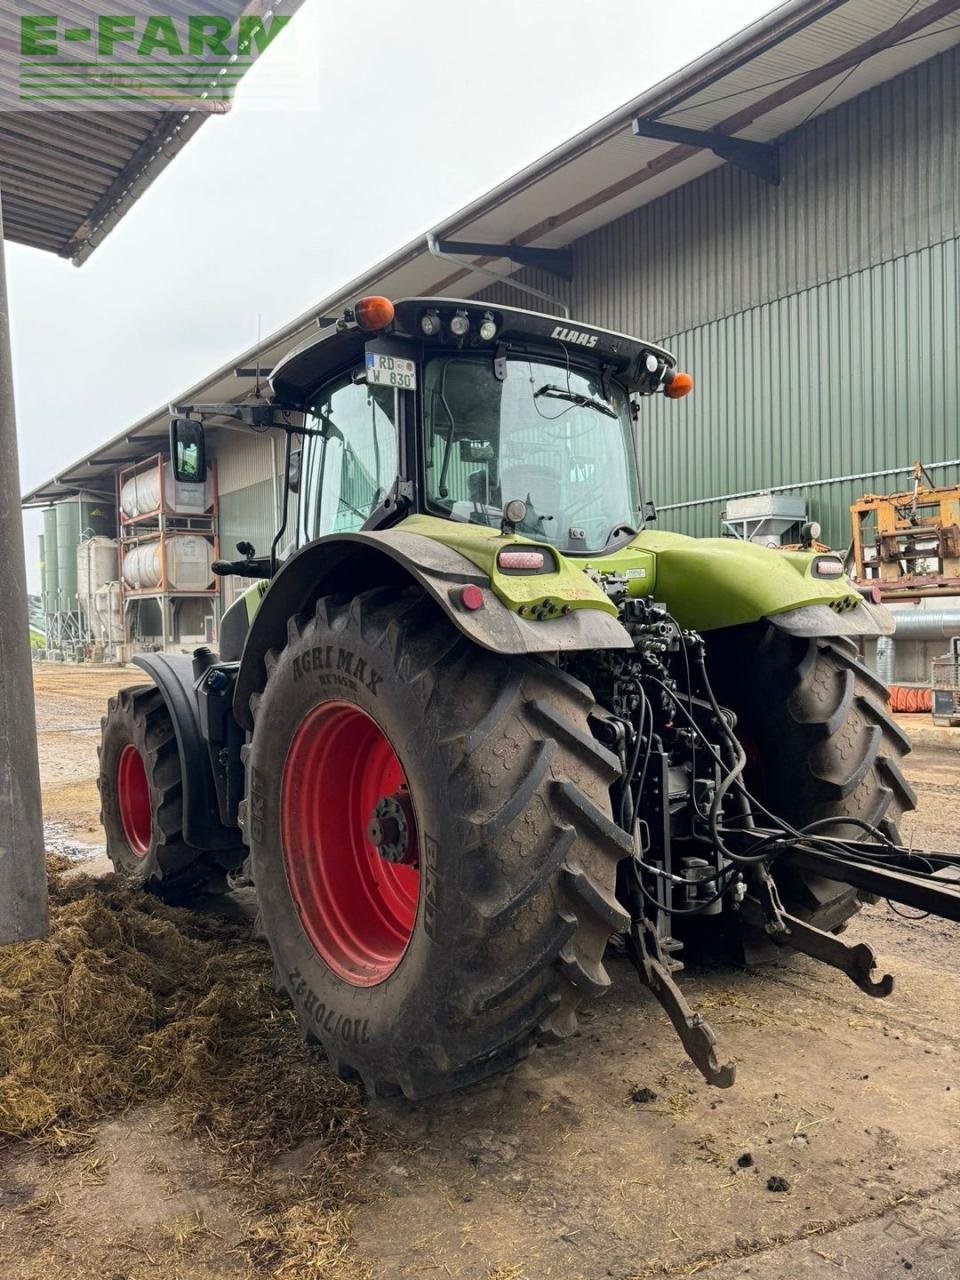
[475,44,960,546]
[642,235,960,547]
[571,43,960,341]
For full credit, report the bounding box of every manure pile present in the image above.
[0,859,369,1276]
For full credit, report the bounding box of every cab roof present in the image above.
[270,298,676,405]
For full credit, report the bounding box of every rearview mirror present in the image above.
[170,417,206,484]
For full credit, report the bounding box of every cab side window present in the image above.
[302,375,398,540]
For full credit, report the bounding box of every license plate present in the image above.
[366,352,417,390]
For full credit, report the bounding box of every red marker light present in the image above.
[459,584,484,611]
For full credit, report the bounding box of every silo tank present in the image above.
[77,538,119,615]
[42,508,59,613]
[78,496,116,539]
[93,581,123,645]
[55,501,81,612]
[122,536,214,591]
[56,496,116,613]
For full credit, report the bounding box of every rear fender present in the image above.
[233,530,632,730]
[632,531,892,635]
[132,653,241,849]
[765,602,895,637]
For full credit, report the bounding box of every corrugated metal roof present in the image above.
[22,0,960,504]
[0,0,305,262]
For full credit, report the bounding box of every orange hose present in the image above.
[888,685,932,713]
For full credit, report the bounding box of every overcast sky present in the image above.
[12,0,776,590]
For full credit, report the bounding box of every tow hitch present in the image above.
[626,834,960,1087]
[627,910,737,1089]
[742,866,893,997]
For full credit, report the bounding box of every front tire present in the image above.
[246,587,631,1098]
[98,684,208,893]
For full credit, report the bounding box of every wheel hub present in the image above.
[367,791,418,865]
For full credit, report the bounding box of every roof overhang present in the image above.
[22,0,960,505]
[0,0,305,262]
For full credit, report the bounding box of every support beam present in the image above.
[54,483,115,497]
[631,117,780,185]
[432,238,574,281]
[0,190,48,944]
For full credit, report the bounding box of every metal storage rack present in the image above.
[932,639,960,727]
[117,453,221,652]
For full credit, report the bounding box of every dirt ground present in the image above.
[4,662,960,1279]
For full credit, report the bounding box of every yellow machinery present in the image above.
[851,462,960,598]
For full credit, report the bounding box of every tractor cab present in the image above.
[268,296,687,556]
[180,295,693,659]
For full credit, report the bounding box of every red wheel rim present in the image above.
[117,743,151,857]
[280,701,421,987]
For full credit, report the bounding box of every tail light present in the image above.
[497,547,555,574]
[812,555,845,578]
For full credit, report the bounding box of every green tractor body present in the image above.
[97,296,924,1098]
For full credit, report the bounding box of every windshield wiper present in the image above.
[533,383,617,419]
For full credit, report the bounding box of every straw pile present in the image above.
[0,858,370,1275]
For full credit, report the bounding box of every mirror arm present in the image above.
[270,429,294,576]
[171,401,312,431]
[171,401,327,439]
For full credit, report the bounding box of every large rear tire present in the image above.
[245,586,631,1098]
[708,625,917,931]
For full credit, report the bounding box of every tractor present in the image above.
[98,295,960,1097]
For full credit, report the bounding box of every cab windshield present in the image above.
[424,355,641,553]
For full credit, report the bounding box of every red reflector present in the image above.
[459,584,484,611]
[498,549,545,571]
